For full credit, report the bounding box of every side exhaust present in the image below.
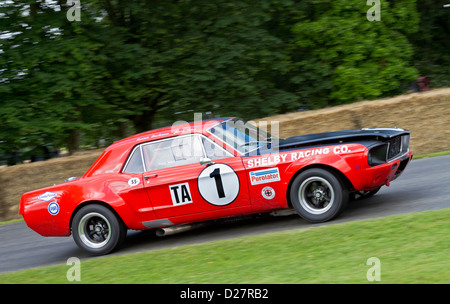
[156,223,207,237]
[155,210,297,237]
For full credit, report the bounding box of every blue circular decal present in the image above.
[48,202,59,215]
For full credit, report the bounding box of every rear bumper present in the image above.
[364,152,412,190]
[20,194,71,237]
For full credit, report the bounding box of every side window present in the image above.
[142,135,205,171]
[122,134,234,174]
[201,136,233,160]
[123,146,145,174]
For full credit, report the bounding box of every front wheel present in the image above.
[72,204,127,255]
[290,168,349,223]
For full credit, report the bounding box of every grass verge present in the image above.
[413,150,450,160]
[1,208,449,284]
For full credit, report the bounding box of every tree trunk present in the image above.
[67,129,81,155]
[118,120,131,139]
[133,109,154,133]
[131,95,164,133]
[67,111,83,155]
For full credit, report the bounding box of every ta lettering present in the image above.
[169,183,193,206]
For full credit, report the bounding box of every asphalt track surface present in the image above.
[1,155,449,274]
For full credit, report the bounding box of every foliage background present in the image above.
[0,0,449,159]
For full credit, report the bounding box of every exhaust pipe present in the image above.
[270,209,297,217]
[156,223,206,237]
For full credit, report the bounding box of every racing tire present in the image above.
[290,168,349,223]
[72,204,127,255]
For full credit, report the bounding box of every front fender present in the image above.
[280,143,368,197]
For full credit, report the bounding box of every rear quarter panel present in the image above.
[20,173,153,236]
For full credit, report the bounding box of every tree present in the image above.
[408,0,450,87]
[92,0,300,126]
[1,0,447,162]
[0,0,301,157]
[0,1,112,154]
[157,0,299,121]
[290,0,420,107]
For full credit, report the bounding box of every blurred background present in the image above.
[0,0,449,164]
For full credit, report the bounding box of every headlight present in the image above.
[401,134,410,154]
[368,143,388,166]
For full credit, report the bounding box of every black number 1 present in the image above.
[209,168,225,198]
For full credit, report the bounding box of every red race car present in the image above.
[20,117,412,255]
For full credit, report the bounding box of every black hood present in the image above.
[245,128,410,156]
[278,128,410,149]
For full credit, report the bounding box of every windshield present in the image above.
[208,118,276,154]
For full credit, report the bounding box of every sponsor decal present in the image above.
[198,163,240,206]
[247,154,287,168]
[290,145,351,160]
[261,186,275,200]
[290,147,330,161]
[128,177,140,186]
[250,168,281,185]
[169,182,193,206]
[136,136,150,141]
[333,145,350,154]
[48,201,60,215]
[247,145,353,168]
[38,191,58,202]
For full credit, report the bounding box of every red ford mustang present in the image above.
[20,118,412,255]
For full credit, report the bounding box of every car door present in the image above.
[141,134,251,219]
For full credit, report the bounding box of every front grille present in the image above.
[387,136,402,160]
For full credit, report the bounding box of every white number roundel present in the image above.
[198,164,240,206]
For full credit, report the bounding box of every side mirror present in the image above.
[200,157,214,166]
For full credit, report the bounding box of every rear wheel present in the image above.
[72,204,127,255]
[290,168,348,223]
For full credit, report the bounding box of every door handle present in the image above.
[144,174,158,182]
